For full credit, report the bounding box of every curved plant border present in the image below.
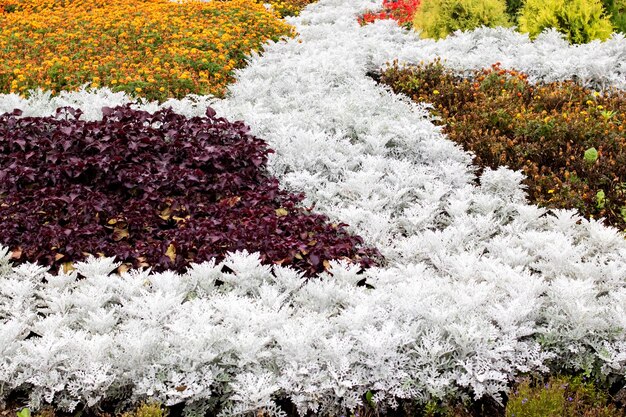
[0,0,625,415]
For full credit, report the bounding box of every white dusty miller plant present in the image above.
[1,247,624,416]
[0,0,626,415]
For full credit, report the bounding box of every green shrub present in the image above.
[518,0,614,43]
[601,0,626,33]
[505,0,524,22]
[506,375,624,417]
[412,0,511,39]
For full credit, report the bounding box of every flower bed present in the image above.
[0,105,377,275]
[0,0,626,415]
[0,0,293,101]
[380,61,626,231]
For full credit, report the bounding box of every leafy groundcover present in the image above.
[0,106,379,275]
[380,61,626,230]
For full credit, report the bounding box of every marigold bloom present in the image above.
[0,0,294,101]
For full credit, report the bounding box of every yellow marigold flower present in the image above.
[0,0,294,101]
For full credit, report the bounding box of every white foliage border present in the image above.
[0,0,626,415]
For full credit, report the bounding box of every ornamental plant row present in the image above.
[0,105,378,275]
[362,24,626,92]
[380,61,626,231]
[0,247,624,415]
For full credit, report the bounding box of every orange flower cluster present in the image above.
[0,0,294,101]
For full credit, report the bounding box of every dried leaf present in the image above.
[273,257,290,265]
[166,243,176,262]
[11,248,22,259]
[137,256,150,268]
[221,196,241,207]
[159,206,172,221]
[62,262,75,273]
[112,227,129,241]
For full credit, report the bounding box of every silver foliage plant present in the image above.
[1,247,623,415]
[0,0,626,415]
[364,24,626,91]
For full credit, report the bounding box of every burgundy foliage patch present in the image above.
[0,106,380,275]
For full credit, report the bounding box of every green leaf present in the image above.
[17,408,31,417]
[365,390,375,407]
[596,189,606,209]
[584,147,599,164]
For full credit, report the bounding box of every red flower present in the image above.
[358,0,421,26]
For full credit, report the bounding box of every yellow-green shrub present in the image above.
[518,0,614,43]
[412,0,511,39]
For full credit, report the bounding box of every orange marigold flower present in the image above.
[0,0,294,101]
